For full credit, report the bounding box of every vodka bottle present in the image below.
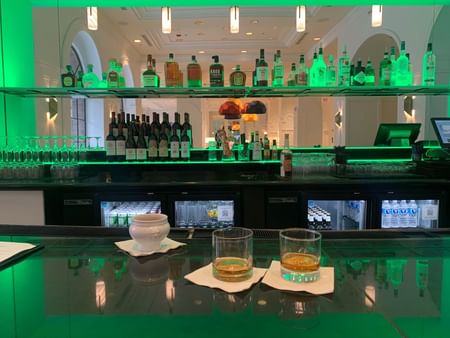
[272,50,284,87]
[309,50,318,86]
[422,43,436,86]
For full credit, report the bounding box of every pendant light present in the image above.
[87,7,98,31]
[296,6,306,32]
[162,7,172,34]
[230,6,239,34]
[371,5,383,27]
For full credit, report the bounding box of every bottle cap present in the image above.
[212,55,219,63]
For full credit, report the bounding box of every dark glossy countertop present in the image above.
[1,227,450,338]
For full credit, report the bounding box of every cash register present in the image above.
[429,117,450,160]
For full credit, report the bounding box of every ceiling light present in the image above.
[230,6,239,34]
[198,51,205,54]
[296,6,306,32]
[87,7,98,31]
[313,37,321,41]
[251,19,259,24]
[245,32,253,36]
[371,5,383,27]
[161,7,172,34]
[241,50,247,53]
[133,39,142,43]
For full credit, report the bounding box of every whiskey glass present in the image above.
[212,227,253,282]
[280,228,321,283]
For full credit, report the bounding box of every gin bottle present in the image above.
[272,50,284,87]
[326,54,337,87]
[422,43,435,86]
[338,46,350,86]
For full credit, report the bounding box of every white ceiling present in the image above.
[102,6,352,62]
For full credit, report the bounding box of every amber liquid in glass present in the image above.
[281,253,320,273]
[213,257,252,282]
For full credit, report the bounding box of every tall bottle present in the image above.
[161,112,171,138]
[136,124,148,161]
[263,133,271,160]
[158,130,169,161]
[272,50,284,87]
[142,54,159,88]
[187,55,202,87]
[256,49,269,86]
[170,128,180,161]
[280,134,292,177]
[117,62,126,87]
[230,65,246,86]
[271,139,278,160]
[252,58,259,86]
[379,50,392,86]
[105,123,116,162]
[164,53,179,87]
[326,54,337,87]
[422,43,436,86]
[315,47,327,86]
[338,46,351,86]
[209,55,224,87]
[125,126,137,161]
[180,129,191,161]
[116,122,126,162]
[172,112,182,141]
[182,112,193,146]
[110,111,119,138]
[296,54,308,86]
[150,112,160,140]
[396,41,410,86]
[61,65,76,87]
[287,63,297,86]
[252,131,262,161]
[107,59,119,88]
[389,46,397,85]
[152,59,160,87]
[148,126,159,161]
[365,59,375,86]
[82,64,99,88]
[309,51,318,86]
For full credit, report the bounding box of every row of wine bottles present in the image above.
[105,111,193,162]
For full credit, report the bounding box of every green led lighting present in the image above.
[57,160,280,165]
[347,159,412,163]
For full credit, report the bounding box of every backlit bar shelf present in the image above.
[0,85,450,98]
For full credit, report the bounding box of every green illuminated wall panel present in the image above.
[0,268,15,338]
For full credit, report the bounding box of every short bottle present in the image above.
[230,65,246,87]
[142,54,159,88]
[187,55,202,88]
[61,65,76,87]
[107,59,119,88]
[210,55,224,87]
[422,43,436,86]
[280,134,292,177]
[82,64,99,88]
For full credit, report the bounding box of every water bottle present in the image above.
[391,200,400,227]
[399,200,409,227]
[381,200,391,228]
[408,200,418,227]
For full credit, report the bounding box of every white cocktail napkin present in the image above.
[261,260,334,295]
[115,238,186,257]
[0,241,37,263]
[184,263,267,293]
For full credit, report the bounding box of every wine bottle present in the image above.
[125,125,137,161]
[159,131,169,161]
[136,124,148,161]
[161,112,171,138]
[180,129,191,161]
[182,112,193,146]
[148,127,159,161]
[172,112,182,140]
[170,128,180,161]
[280,134,292,177]
[105,123,116,162]
[116,123,126,162]
[110,112,118,138]
[256,49,268,86]
[124,113,130,139]
[150,112,160,140]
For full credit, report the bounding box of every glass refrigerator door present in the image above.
[175,200,234,228]
[307,200,367,230]
[101,201,161,227]
[381,199,439,229]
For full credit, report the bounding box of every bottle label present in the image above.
[188,66,201,81]
[256,67,268,82]
[113,128,118,138]
[108,73,119,88]
[116,140,126,156]
[232,73,245,86]
[159,140,169,158]
[148,141,158,158]
[106,140,116,156]
[136,148,147,160]
[274,65,284,79]
[170,141,180,158]
[181,141,190,159]
[63,76,73,87]
[382,67,391,84]
[143,75,158,87]
[353,71,365,85]
[125,148,136,161]
[252,143,261,161]
[210,68,223,86]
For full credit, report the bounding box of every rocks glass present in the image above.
[212,227,253,282]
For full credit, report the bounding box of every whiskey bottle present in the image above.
[107,59,119,88]
[256,49,268,86]
[230,65,246,86]
[61,65,76,87]
[142,54,159,88]
[187,55,202,87]
[210,55,224,87]
[82,64,99,88]
[164,53,179,87]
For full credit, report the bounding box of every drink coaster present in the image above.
[262,261,334,295]
[184,263,267,293]
[115,238,185,257]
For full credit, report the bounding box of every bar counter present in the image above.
[1,226,450,338]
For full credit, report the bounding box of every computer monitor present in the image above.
[373,123,421,146]
[431,117,450,149]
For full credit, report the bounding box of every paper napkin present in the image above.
[115,237,186,257]
[0,241,37,264]
[184,263,267,293]
[261,260,334,295]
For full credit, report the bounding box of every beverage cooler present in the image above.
[376,192,446,229]
[168,192,240,229]
[302,193,370,230]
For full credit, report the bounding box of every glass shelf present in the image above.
[0,85,449,98]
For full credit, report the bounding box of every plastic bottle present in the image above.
[391,200,400,227]
[399,200,409,227]
[382,200,391,228]
[408,200,418,227]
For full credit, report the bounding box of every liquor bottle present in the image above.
[148,127,159,161]
[82,64,99,88]
[76,70,84,88]
[252,131,262,161]
[125,126,137,161]
[209,55,224,87]
[352,60,366,86]
[407,53,414,85]
[326,54,337,87]
[296,54,308,86]
[61,65,76,87]
[98,72,108,88]
[117,62,126,87]
[142,54,159,88]
[271,54,276,84]
[280,134,292,177]
[180,129,191,161]
[422,43,436,86]
[172,112,182,140]
[182,112,193,146]
[248,132,254,160]
[159,131,169,161]
[272,50,284,87]
[271,139,278,160]
[365,59,375,86]
[287,63,297,86]
[110,112,118,138]
[338,46,351,86]
[152,59,160,87]
[263,133,271,160]
[164,53,179,87]
[107,59,119,88]
[150,112,160,140]
[161,112,171,138]
[252,59,259,86]
[230,65,246,86]
[309,51,318,86]
[187,55,202,87]
[379,51,392,86]
[396,41,410,86]
[315,47,327,86]
[136,123,148,161]
[256,49,269,86]
[105,123,116,162]
[116,122,126,162]
[389,46,397,85]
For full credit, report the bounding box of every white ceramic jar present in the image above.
[129,213,170,251]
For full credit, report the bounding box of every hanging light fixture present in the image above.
[230,6,239,34]
[296,6,306,32]
[162,7,172,34]
[371,5,383,27]
[87,7,98,31]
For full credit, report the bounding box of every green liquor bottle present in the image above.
[396,41,410,86]
[82,64,99,88]
[379,51,392,86]
[365,59,375,86]
[326,54,337,87]
[316,47,327,86]
[422,43,436,86]
[338,46,350,86]
[61,65,76,87]
[352,60,365,86]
